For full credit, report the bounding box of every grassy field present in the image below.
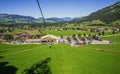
[5,29,120,36]
[43,30,98,36]
[0,35,120,74]
[5,29,98,36]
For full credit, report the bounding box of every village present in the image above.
[1,26,119,46]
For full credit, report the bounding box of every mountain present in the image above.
[62,17,76,21]
[46,17,64,22]
[0,13,36,24]
[37,17,75,23]
[0,13,78,24]
[73,2,120,24]
[1,2,119,25]
[46,17,76,22]
[37,18,56,23]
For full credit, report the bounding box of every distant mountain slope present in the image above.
[73,2,120,24]
[47,17,76,22]
[0,14,36,24]
[0,14,77,24]
[37,18,56,23]
[41,17,76,23]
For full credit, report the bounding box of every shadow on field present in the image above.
[22,57,52,74]
[0,56,4,58]
[0,50,6,53]
[0,56,18,74]
[0,62,18,74]
[0,50,5,58]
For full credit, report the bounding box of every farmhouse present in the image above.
[40,34,59,44]
[25,39,41,44]
[0,34,8,39]
[24,34,59,44]
[19,32,30,39]
[11,34,20,39]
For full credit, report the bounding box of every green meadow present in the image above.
[0,35,120,74]
[5,29,117,36]
[43,30,98,36]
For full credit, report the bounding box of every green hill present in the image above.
[73,2,120,25]
[0,14,75,24]
[0,14,37,24]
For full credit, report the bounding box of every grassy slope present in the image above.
[101,35,120,43]
[86,35,120,52]
[4,29,120,36]
[5,29,97,36]
[0,35,120,74]
[43,30,97,36]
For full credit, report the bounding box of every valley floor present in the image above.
[0,35,120,74]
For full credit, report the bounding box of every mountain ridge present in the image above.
[72,2,120,24]
[0,13,78,24]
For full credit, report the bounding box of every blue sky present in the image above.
[0,0,120,18]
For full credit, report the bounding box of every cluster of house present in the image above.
[46,27,120,33]
[15,34,111,46]
[0,32,111,46]
[22,34,87,45]
[90,27,120,32]
[0,32,42,39]
[25,34,59,44]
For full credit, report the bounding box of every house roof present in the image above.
[41,34,59,40]
[25,39,41,41]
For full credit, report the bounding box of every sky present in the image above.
[0,0,120,18]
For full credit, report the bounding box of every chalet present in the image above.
[19,32,30,39]
[0,34,5,39]
[25,39,41,44]
[11,34,20,39]
[40,34,59,44]
[0,34,8,39]
[97,28,104,32]
[24,34,59,44]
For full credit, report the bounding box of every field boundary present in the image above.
[2,48,34,56]
[93,48,120,53]
[101,34,120,37]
